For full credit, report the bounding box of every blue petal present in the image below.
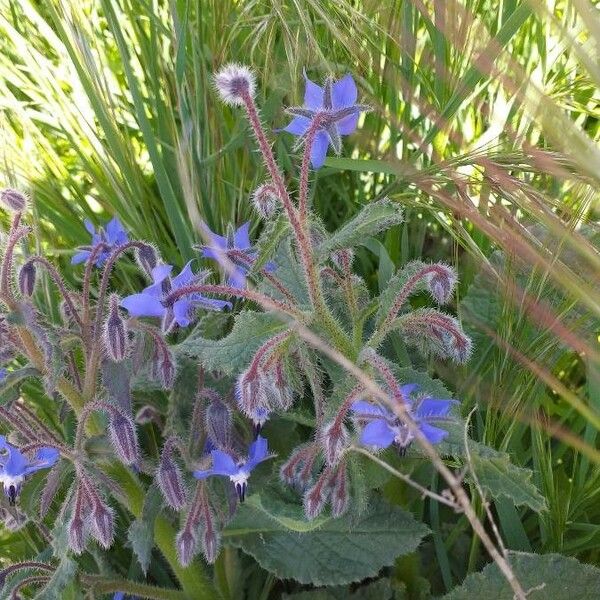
[172,298,193,327]
[234,222,251,250]
[337,113,359,136]
[172,260,195,289]
[3,445,29,477]
[283,116,311,136]
[351,400,389,418]
[310,130,330,169]
[0,368,7,383]
[245,436,270,471]
[105,217,127,245]
[71,250,91,265]
[84,219,96,235]
[194,296,232,312]
[419,423,449,445]
[264,260,277,273]
[206,450,238,477]
[399,383,419,399]
[332,74,357,109]
[120,293,165,318]
[227,268,247,290]
[415,398,457,420]
[303,72,324,109]
[23,447,59,475]
[360,419,395,449]
[151,264,173,284]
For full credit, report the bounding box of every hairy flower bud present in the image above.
[329,464,349,518]
[90,499,114,549]
[214,63,255,106]
[280,444,317,489]
[251,184,278,219]
[331,248,354,271]
[135,243,158,278]
[427,264,457,304]
[176,527,198,567]
[303,471,330,520]
[104,294,128,362]
[157,446,188,511]
[18,261,36,297]
[235,368,266,418]
[68,515,88,555]
[205,398,232,450]
[202,523,220,564]
[321,421,349,466]
[156,349,176,389]
[0,188,27,212]
[108,409,140,466]
[135,404,162,425]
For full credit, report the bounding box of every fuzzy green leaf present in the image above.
[128,485,164,574]
[471,452,546,512]
[443,551,600,599]
[223,493,429,586]
[316,199,403,262]
[176,311,289,374]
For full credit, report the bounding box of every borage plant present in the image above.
[0,67,541,599]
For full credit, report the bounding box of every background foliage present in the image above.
[0,0,599,598]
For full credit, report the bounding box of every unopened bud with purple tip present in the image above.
[90,499,114,549]
[329,464,349,518]
[427,264,457,305]
[108,409,140,466]
[18,261,36,297]
[68,484,89,555]
[251,184,278,219]
[303,470,330,520]
[156,349,176,390]
[104,294,128,362]
[157,443,188,511]
[321,421,349,466]
[0,188,27,212]
[214,63,256,106]
[176,527,198,567]
[135,243,158,278]
[205,398,232,450]
[202,523,220,564]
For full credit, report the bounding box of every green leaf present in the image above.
[442,551,600,599]
[176,311,289,374]
[128,484,164,574]
[471,451,546,512]
[101,359,132,412]
[223,493,429,586]
[283,578,393,600]
[316,199,403,261]
[33,557,76,600]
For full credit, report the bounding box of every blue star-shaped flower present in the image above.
[120,261,231,331]
[351,384,457,451]
[193,435,272,502]
[200,222,275,289]
[71,217,128,267]
[281,72,368,168]
[0,436,59,504]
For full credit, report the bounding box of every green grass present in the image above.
[0,0,599,591]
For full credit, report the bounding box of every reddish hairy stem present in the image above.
[298,114,325,220]
[246,330,292,377]
[164,284,303,319]
[0,225,31,303]
[26,257,83,330]
[379,264,452,336]
[331,383,364,431]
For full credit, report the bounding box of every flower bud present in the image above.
[251,184,278,219]
[329,464,349,518]
[176,527,198,567]
[280,444,317,489]
[321,421,349,466]
[157,447,188,511]
[135,404,162,425]
[331,248,354,271]
[68,515,88,555]
[303,472,330,520]
[90,499,114,549]
[135,243,158,278]
[156,349,176,389]
[104,294,128,362]
[214,63,255,106]
[205,398,232,450]
[108,409,140,466]
[202,524,220,564]
[0,188,27,212]
[427,264,457,304]
[235,368,266,418]
[18,261,36,297]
